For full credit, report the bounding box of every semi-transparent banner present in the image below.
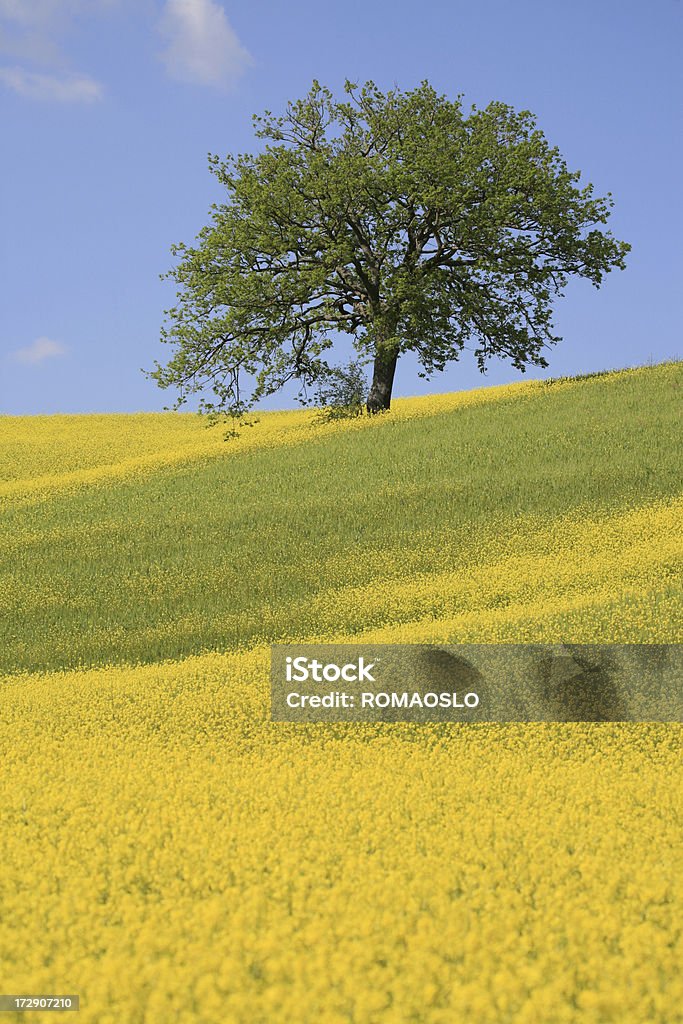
[271,644,682,722]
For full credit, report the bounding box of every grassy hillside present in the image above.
[1,362,681,674]
[1,362,681,1024]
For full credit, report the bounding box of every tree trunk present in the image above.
[366,345,399,414]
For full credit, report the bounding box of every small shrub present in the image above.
[313,360,369,420]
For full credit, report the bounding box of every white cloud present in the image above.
[159,0,252,88]
[12,337,68,365]
[0,65,102,101]
[0,0,114,100]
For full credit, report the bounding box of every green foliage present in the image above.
[151,79,630,418]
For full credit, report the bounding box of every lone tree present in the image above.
[151,79,629,417]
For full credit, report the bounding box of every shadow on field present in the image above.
[534,645,627,721]
[375,646,486,723]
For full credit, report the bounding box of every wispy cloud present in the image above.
[12,337,68,365]
[159,0,252,88]
[0,66,102,101]
[0,0,112,101]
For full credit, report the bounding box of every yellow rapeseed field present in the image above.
[1,366,681,1023]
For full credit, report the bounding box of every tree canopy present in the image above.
[151,79,630,417]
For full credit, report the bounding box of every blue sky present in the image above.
[1,0,681,414]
